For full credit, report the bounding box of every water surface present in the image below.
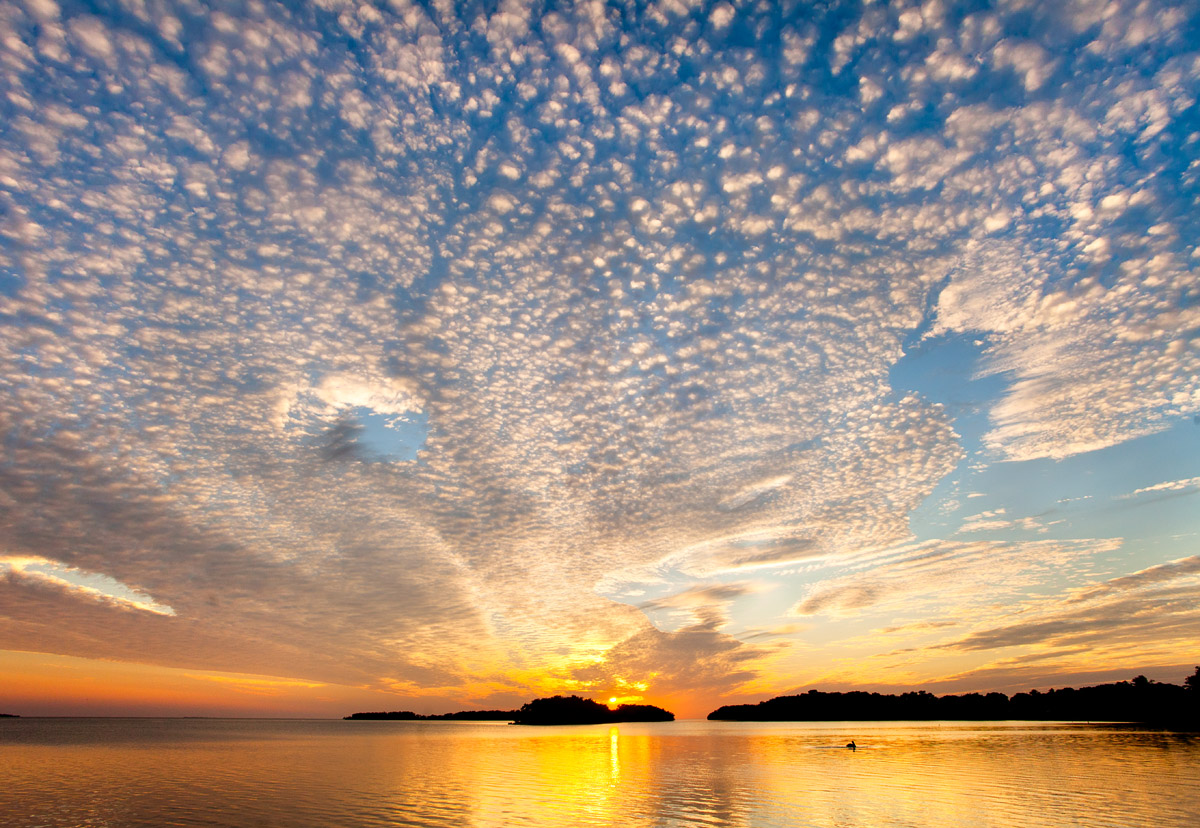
[2,718,1196,827]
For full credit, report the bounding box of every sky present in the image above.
[1,0,1198,720]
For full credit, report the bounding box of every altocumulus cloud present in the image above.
[0,0,1198,709]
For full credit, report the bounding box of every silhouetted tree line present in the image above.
[344,696,676,724]
[512,695,674,725]
[344,710,516,721]
[709,668,1200,726]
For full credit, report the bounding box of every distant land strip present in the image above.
[345,710,514,721]
[709,671,1199,725]
[342,673,1197,727]
[346,695,675,725]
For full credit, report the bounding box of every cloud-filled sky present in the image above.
[1,0,1198,718]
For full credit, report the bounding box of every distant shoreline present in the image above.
[346,695,675,726]
[344,710,515,721]
[341,674,1198,727]
[709,673,1199,727]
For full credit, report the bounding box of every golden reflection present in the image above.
[7,720,1198,828]
[467,727,630,827]
[609,727,620,785]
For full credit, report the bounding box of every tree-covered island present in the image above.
[709,670,1199,726]
[512,695,674,725]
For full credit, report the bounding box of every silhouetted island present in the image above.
[708,669,1199,727]
[344,709,515,721]
[345,696,675,725]
[0,713,19,718]
[512,695,674,725]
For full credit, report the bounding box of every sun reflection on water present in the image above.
[609,726,620,786]
[2,720,1198,828]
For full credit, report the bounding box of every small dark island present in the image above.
[0,713,19,718]
[708,669,1200,727]
[512,695,674,725]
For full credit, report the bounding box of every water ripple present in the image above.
[2,720,1198,827]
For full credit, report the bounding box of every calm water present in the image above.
[1,718,1196,827]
